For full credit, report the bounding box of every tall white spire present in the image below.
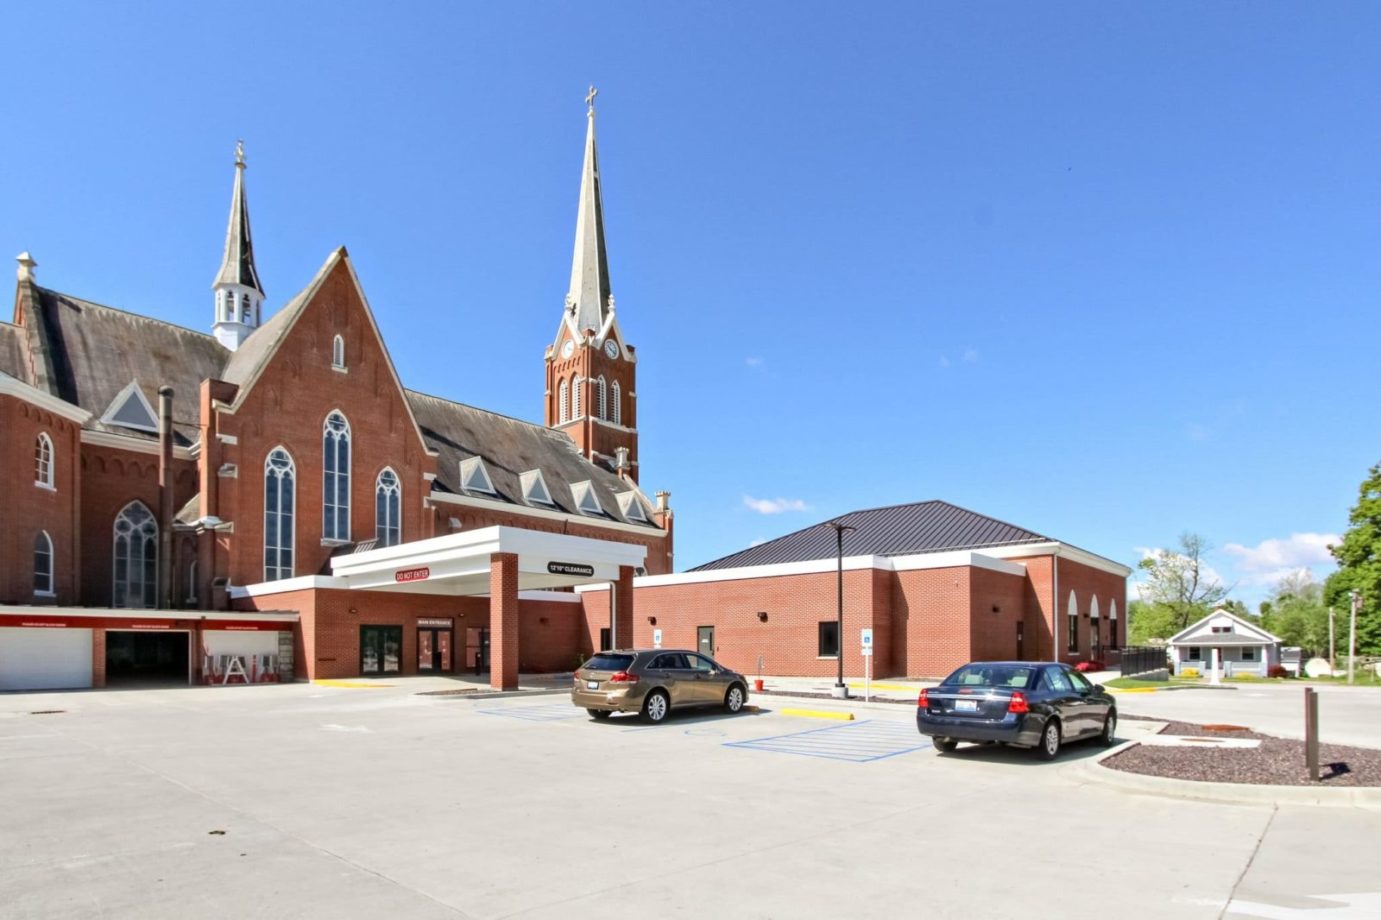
[212,140,265,351]
[564,87,614,339]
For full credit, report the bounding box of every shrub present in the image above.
[1074,659,1106,673]
[1267,664,1289,679]
[1181,668,1201,678]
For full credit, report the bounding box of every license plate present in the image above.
[955,699,978,712]
[587,680,599,690]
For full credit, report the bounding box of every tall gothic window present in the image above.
[375,468,401,547]
[34,531,54,595]
[323,412,351,541]
[611,380,621,425]
[572,375,583,418]
[595,376,607,420]
[332,335,346,369]
[113,501,157,609]
[35,433,54,487]
[558,379,569,423]
[265,448,296,580]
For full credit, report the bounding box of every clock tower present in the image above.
[544,88,640,482]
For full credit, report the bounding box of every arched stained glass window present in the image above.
[265,448,296,581]
[375,468,401,547]
[113,502,157,608]
[34,531,53,595]
[323,412,351,541]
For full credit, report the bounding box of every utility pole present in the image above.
[1328,606,1336,674]
[1348,590,1361,686]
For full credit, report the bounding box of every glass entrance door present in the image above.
[360,626,402,676]
[417,628,453,673]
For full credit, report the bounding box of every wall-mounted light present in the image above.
[647,616,657,625]
[992,605,1000,614]
[348,607,358,615]
[757,611,769,623]
[539,616,548,625]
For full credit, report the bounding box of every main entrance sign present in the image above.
[547,561,595,578]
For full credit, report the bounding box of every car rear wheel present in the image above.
[1100,710,1117,746]
[587,709,612,720]
[642,690,670,724]
[724,684,746,713]
[933,737,958,753]
[1036,719,1062,760]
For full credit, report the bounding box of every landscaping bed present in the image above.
[1107,717,1381,787]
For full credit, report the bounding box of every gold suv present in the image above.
[572,649,749,723]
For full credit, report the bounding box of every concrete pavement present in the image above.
[2,679,1378,919]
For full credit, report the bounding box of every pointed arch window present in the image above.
[332,335,346,369]
[558,379,569,423]
[113,501,157,609]
[323,412,351,542]
[265,448,296,580]
[375,468,401,547]
[1066,590,1079,654]
[35,433,54,488]
[611,380,621,425]
[34,531,54,595]
[595,376,607,420]
[572,375,583,419]
[186,558,199,605]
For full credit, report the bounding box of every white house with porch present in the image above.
[1168,608,1282,678]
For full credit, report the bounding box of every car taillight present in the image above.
[609,671,639,683]
[917,689,929,708]
[1008,691,1029,714]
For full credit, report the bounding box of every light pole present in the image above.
[826,520,856,698]
[1348,589,1362,685]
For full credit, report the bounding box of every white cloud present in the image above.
[962,346,979,363]
[1222,533,1339,587]
[1128,545,1229,600]
[745,356,764,368]
[743,496,809,515]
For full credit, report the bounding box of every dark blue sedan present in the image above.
[916,661,1117,759]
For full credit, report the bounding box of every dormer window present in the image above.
[100,381,159,434]
[332,335,346,370]
[616,491,648,523]
[460,456,496,495]
[520,469,555,507]
[570,480,603,516]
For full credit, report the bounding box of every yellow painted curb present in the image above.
[779,708,854,721]
[1110,687,1159,694]
[313,680,393,689]
[847,682,918,692]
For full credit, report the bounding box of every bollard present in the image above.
[1304,687,1320,782]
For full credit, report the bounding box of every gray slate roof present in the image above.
[0,321,25,379]
[690,500,1051,571]
[24,286,229,445]
[407,389,656,529]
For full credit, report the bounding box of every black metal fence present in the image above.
[1119,645,1169,678]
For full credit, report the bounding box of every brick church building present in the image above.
[1,96,671,691]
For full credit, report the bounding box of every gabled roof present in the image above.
[19,285,228,445]
[690,500,1052,571]
[406,388,658,529]
[219,253,331,389]
[1168,608,1282,646]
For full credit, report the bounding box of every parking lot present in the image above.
[2,680,1379,919]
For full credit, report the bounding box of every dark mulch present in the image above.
[1106,717,1381,787]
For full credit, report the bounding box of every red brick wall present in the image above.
[892,567,973,679]
[1010,555,1055,661]
[967,567,1029,665]
[214,257,435,589]
[0,397,81,605]
[1057,558,1129,662]
[78,445,197,607]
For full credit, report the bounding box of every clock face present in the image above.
[603,339,619,359]
[561,340,575,359]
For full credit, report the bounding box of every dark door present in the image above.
[417,628,453,673]
[465,628,490,674]
[360,626,402,676]
[598,627,612,653]
[105,631,189,685]
[1016,621,1025,660]
[697,626,714,659]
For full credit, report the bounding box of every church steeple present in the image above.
[212,140,265,351]
[545,88,640,482]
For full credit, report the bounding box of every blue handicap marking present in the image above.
[476,702,585,722]
[724,719,932,762]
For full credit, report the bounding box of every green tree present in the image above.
[1137,532,1229,633]
[1325,461,1381,656]
[1260,571,1330,656]
[1127,599,1179,644]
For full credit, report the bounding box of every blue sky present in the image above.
[5,3,1378,605]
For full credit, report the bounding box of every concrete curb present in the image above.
[1074,741,1381,810]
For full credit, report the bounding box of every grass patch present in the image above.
[1106,677,1171,689]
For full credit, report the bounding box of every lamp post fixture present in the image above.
[826,520,856,698]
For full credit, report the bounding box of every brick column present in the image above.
[91,629,107,689]
[613,565,635,649]
[489,552,520,690]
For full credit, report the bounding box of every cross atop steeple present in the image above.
[585,85,598,114]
